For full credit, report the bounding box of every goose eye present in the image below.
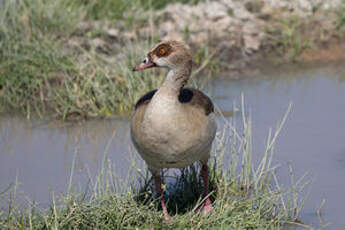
[159,48,166,55]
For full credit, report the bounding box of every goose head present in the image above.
[133,40,192,72]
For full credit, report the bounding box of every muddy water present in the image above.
[1,62,345,229]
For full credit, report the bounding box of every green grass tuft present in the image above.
[0,101,310,229]
[335,0,345,30]
[0,0,217,120]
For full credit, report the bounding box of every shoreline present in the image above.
[68,0,345,78]
[1,0,345,119]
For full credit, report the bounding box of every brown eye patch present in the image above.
[159,48,166,55]
[154,44,171,57]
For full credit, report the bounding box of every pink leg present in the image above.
[201,164,213,214]
[154,175,170,221]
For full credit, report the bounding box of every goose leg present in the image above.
[154,175,170,221]
[201,164,213,214]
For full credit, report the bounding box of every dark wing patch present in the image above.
[178,88,214,115]
[135,89,157,110]
[178,88,194,103]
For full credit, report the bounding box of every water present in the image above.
[1,62,345,229]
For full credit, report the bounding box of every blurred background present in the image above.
[1,0,345,229]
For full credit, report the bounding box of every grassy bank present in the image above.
[0,103,310,229]
[0,0,215,120]
[2,0,345,120]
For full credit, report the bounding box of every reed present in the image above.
[0,102,311,229]
[0,0,215,120]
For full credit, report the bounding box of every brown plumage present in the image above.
[131,40,217,221]
[135,88,214,115]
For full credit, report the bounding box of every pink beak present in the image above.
[132,55,156,72]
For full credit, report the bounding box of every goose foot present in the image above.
[154,175,170,222]
[201,164,214,215]
[202,199,214,215]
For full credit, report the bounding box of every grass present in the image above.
[0,100,311,229]
[265,1,345,62]
[335,0,345,30]
[266,15,312,61]
[72,0,206,20]
[1,0,345,119]
[0,0,216,120]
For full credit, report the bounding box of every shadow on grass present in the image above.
[0,102,312,229]
[133,163,218,215]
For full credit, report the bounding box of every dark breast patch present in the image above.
[178,88,194,103]
[134,88,214,115]
[135,89,157,110]
[178,88,214,115]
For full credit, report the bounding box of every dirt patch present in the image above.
[300,41,345,62]
[70,0,345,75]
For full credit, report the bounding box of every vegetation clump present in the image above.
[1,0,345,119]
[0,104,309,229]
[0,0,214,119]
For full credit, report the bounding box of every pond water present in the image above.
[1,62,345,229]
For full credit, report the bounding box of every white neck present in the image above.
[143,61,192,124]
[160,61,192,96]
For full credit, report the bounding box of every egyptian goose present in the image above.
[131,41,217,220]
